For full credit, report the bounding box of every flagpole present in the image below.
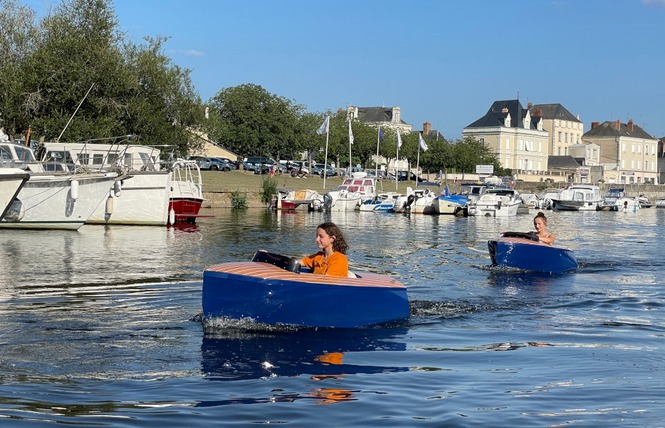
[323,126,329,190]
[375,127,380,180]
[416,134,421,189]
[395,144,399,191]
[348,120,352,177]
[395,132,400,191]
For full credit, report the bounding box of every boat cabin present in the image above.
[41,142,163,172]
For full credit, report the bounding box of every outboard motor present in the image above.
[405,194,415,208]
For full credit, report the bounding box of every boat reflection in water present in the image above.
[199,326,408,406]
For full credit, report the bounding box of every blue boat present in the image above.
[202,252,410,328]
[487,232,578,274]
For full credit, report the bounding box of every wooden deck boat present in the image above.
[203,252,409,328]
[488,232,578,274]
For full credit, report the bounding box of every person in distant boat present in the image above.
[533,211,555,245]
[301,222,349,277]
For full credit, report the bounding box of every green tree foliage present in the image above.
[207,83,305,160]
[0,0,39,140]
[0,0,202,156]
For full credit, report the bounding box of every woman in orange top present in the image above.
[301,222,349,277]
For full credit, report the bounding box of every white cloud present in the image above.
[642,0,665,7]
[168,49,205,57]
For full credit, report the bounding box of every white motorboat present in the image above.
[324,177,376,212]
[538,188,562,210]
[0,142,117,230]
[468,187,522,217]
[552,184,602,211]
[359,192,400,212]
[407,188,437,214]
[42,141,176,225]
[272,188,323,212]
[433,185,469,216]
[614,197,640,212]
[0,168,30,221]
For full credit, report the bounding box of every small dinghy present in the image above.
[488,232,578,274]
[202,251,410,328]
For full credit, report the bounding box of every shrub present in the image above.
[230,191,248,209]
[260,176,278,205]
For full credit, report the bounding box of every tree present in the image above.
[123,36,204,153]
[0,0,39,140]
[207,83,304,160]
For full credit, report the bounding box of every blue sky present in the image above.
[26,0,665,139]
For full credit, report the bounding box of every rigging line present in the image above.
[55,82,96,143]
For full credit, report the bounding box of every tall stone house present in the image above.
[346,106,413,134]
[528,103,584,156]
[462,99,549,174]
[582,120,658,184]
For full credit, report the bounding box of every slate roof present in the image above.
[548,155,580,169]
[356,107,408,125]
[529,103,581,123]
[583,121,653,140]
[465,99,540,130]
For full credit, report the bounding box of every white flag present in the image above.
[317,116,329,135]
[348,120,354,145]
[396,130,402,148]
[419,133,428,151]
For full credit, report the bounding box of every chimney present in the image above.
[628,119,634,132]
[527,102,533,109]
[591,122,599,129]
[423,121,431,135]
[615,119,621,131]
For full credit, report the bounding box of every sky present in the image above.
[24,0,665,140]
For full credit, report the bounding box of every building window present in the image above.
[558,132,561,143]
[479,138,485,144]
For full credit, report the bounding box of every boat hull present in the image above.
[0,172,117,230]
[0,169,30,221]
[203,262,410,328]
[488,237,578,273]
[87,172,171,226]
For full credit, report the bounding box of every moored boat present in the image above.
[552,184,602,211]
[202,251,410,328]
[324,177,377,212]
[488,232,578,274]
[0,168,30,221]
[169,159,205,223]
[0,141,118,230]
[468,187,521,217]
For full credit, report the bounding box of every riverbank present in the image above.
[200,170,665,208]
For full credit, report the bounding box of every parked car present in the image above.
[243,156,276,174]
[195,157,232,171]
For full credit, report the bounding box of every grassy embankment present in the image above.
[200,170,439,208]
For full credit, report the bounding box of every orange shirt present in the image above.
[301,251,349,277]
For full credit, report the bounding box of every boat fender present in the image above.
[502,231,539,241]
[70,179,79,201]
[105,193,114,218]
[169,209,176,225]
[114,180,122,197]
[252,250,301,273]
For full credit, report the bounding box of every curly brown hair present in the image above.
[318,222,349,254]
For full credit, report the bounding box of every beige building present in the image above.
[463,99,549,174]
[582,120,658,184]
[528,103,584,156]
[187,129,239,161]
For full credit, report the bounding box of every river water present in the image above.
[1,207,664,426]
